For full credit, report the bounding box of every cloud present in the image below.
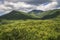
[4,0,60,11]
[0,0,60,16]
[36,2,58,11]
[0,5,12,11]
[0,1,36,15]
[5,0,51,5]
[4,1,36,12]
[0,2,12,15]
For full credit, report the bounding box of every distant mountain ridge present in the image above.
[28,10,44,18]
[29,10,43,13]
[0,10,33,20]
[0,9,60,20]
[39,9,60,20]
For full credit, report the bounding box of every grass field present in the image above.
[0,19,60,40]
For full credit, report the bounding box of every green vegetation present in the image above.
[40,9,60,20]
[28,10,43,17]
[0,10,33,20]
[0,9,60,40]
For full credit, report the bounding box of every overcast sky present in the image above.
[0,0,60,15]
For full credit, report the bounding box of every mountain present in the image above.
[39,9,60,20]
[28,10,43,18]
[29,10,43,13]
[28,9,60,20]
[0,9,60,20]
[0,10,33,20]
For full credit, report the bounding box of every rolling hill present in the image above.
[29,10,43,13]
[28,10,43,18]
[0,10,33,20]
[0,9,60,20]
[38,9,60,20]
[28,9,60,20]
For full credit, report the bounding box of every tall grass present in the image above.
[0,20,60,40]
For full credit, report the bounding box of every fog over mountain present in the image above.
[0,0,60,15]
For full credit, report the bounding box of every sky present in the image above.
[0,0,60,15]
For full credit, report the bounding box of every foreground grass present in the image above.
[0,20,60,40]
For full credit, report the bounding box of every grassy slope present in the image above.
[0,10,33,20]
[28,9,60,20]
[0,9,60,40]
[39,9,60,20]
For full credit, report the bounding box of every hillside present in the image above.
[28,9,60,20]
[0,10,33,20]
[39,9,60,20]
[0,9,60,20]
[29,10,43,13]
[28,10,43,18]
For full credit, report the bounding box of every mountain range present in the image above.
[29,10,43,13]
[0,9,60,20]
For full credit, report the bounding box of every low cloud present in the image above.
[4,1,36,12]
[36,2,58,11]
[0,0,60,15]
[4,0,60,12]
